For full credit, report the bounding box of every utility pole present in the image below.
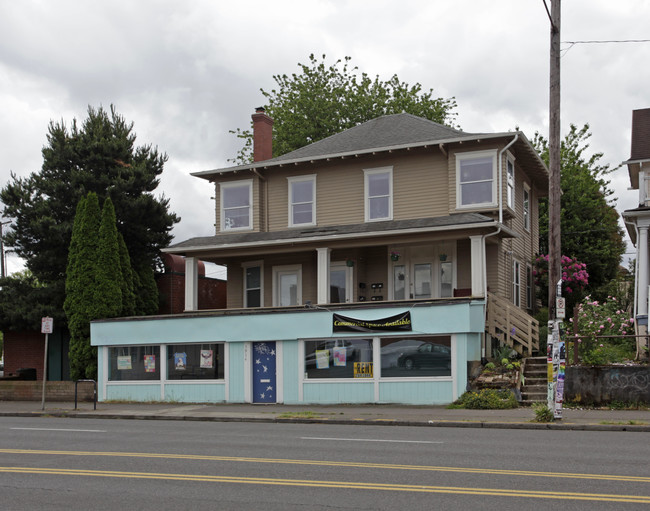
[548,0,561,315]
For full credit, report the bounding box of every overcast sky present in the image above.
[1,0,648,278]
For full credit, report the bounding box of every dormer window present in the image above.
[456,150,497,208]
[220,180,252,231]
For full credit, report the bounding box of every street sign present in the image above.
[41,316,53,334]
[556,297,566,319]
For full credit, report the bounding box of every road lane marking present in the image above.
[0,466,648,503]
[10,428,107,433]
[0,449,648,484]
[301,436,443,444]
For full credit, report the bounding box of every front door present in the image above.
[252,341,277,403]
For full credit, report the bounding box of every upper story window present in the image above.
[456,150,497,208]
[221,180,252,231]
[288,175,316,227]
[364,167,393,222]
[243,261,263,307]
[513,259,521,307]
[506,155,515,210]
[523,184,531,231]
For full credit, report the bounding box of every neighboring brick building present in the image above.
[1,255,226,381]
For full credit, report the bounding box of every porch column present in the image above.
[469,235,485,297]
[316,247,331,305]
[637,225,649,318]
[184,256,198,311]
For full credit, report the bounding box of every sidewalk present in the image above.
[1,401,649,431]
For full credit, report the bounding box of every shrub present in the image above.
[455,389,518,409]
[532,403,554,422]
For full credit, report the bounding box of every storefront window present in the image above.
[380,336,451,377]
[167,343,224,380]
[304,339,373,379]
[109,346,161,381]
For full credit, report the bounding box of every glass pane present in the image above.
[330,269,347,303]
[413,263,432,299]
[246,266,260,289]
[460,157,493,182]
[393,264,406,300]
[223,184,250,208]
[109,346,160,381]
[246,289,260,307]
[369,196,389,219]
[292,202,313,224]
[368,172,389,196]
[279,273,298,306]
[460,181,492,205]
[304,339,373,379]
[292,180,313,203]
[381,336,451,377]
[167,344,224,380]
[224,206,249,229]
[440,261,452,298]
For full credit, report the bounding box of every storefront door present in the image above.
[252,341,277,403]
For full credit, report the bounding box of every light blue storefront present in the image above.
[90,299,484,405]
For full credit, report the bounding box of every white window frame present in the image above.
[242,261,264,308]
[364,167,393,222]
[287,175,316,227]
[523,184,531,231]
[220,179,253,231]
[506,153,515,211]
[513,259,521,307]
[456,150,497,209]
[329,261,354,303]
[273,264,302,306]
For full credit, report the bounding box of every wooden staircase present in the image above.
[485,292,540,356]
[520,356,548,405]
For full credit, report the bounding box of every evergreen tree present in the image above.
[0,105,179,331]
[95,197,122,319]
[534,124,625,301]
[118,232,136,317]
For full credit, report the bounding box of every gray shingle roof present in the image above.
[165,213,496,253]
[272,113,467,162]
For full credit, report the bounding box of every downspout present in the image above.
[252,168,268,231]
[480,134,519,359]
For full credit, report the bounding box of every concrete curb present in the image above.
[2,410,649,432]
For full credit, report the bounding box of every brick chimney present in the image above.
[252,107,273,162]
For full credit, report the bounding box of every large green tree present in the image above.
[534,124,625,300]
[0,105,178,331]
[230,54,458,163]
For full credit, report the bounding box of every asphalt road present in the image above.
[0,416,648,510]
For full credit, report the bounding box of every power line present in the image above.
[562,39,650,56]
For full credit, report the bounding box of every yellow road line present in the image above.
[0,448,648,483]
[0,466,648,503]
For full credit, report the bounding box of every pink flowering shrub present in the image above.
[572,295,635,365]
[534,254,589,309]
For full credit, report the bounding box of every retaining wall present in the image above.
[565,366,650,405]
[0,381,95,402]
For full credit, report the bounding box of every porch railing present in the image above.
[486,292,539,356]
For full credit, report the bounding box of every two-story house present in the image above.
[622,107,650,360]
[91,108,548,405]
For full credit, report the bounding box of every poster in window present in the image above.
[117,355,132,370]
[315,350,330,369]
[200,350,213,368]
[144,354,156,373]
[333,347,346,366]
[174,352,187,371]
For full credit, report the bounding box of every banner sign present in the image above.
[332,312,412,333]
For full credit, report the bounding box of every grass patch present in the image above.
[452,389,518,409]
[276,411,322,419]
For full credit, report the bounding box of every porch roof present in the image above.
[164,212,517,257]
